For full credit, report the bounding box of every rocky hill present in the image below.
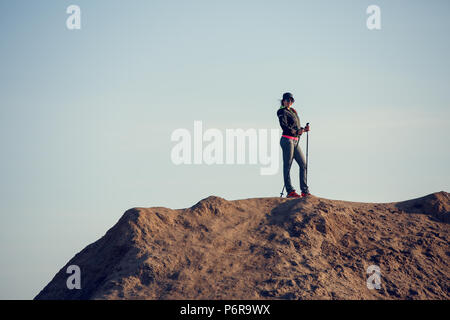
[35,192,449,300]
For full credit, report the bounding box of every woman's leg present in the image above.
[293,140,310,194]
[280,137,295,193]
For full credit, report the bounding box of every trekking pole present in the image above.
[306,122,309,186]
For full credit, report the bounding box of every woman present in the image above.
[277,92,311,198]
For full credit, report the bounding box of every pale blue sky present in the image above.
[0,0,449,299]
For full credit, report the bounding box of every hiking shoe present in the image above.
[287,191,301,198]
[301,192,311,197]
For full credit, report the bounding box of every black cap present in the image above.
[282,92,295,102]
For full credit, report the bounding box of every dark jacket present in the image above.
[277,106,302,137]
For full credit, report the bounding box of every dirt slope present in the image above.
[35,192,449,300]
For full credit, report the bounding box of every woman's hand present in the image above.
[304,124,310,132]
[297,128,304,135]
